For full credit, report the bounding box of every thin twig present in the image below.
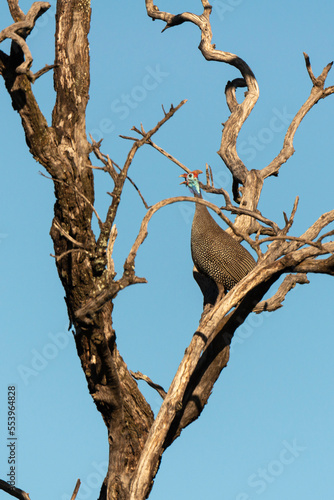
[126,118,189,173]
[112,170,150,209]
[130,371,167,399]
[70,479,81,500]
[317,229,334,243]
[205,163,210,186]
[89,137,150,209]
[106,225,117,277]
[255,234,323,250]
[220,205,280,234]
[208,163,214,187]
[53,221,87,248]
[72,187,103,228]
[281,196,299,235]
[89,135,118,180]
[303,52,317,84]
[50,248,90,262]
[119,135,139,141]
[146,139,189,171]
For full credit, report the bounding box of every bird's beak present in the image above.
[179,173,188,185]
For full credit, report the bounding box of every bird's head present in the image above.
[179,170,203,196]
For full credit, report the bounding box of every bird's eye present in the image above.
[188,173,194,179]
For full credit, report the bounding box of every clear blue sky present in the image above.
[1,1,334,499]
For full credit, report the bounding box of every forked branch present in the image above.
[1,1,51,80]
[261,53,334,179]
[254,273,309,313]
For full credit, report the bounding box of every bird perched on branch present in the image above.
[180,170,256,302]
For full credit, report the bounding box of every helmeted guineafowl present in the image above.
[180,170,256,300]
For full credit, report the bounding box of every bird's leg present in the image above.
[215,283,226,304]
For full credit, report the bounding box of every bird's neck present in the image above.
[193,191,213,226]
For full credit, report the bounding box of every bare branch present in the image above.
[106,225,117,278]
[256,234,323,251]
[278,210,334,260]
[89,136,118,178]
[0,479,30,500]
[225,78,247,112]
[317,229,334,243]
[260,207,334,267]
[126,182,150,210]
[30,63,57,82]
[51,248,90,262]
[221,204,280,234]
[254,274,309,313]
[293,255,334,275]
[130,371,167,400]
[89,138,150,209]
[119,134,139,141]
[0,2,51,80]
[70,480,81,500]
[261,54,334,179]
[282,196,299,235]
[53,221,87,249]
[139,137,189,174]
[74,272,147,322]
[7,0,25,22]
[303,52,317,85]
[204,163,210,186]
[207,163,214,186]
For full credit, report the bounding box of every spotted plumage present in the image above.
[180,170,256,294]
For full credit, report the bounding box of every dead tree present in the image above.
[0,1,333,499]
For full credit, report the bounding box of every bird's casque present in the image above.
[180,170,256,298]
